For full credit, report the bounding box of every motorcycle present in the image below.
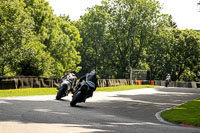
[165,79,170,87]
[56,72,77,100]
[70,70,96,106]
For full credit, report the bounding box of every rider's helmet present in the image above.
[66,73,73,80]
[65,70,77,80]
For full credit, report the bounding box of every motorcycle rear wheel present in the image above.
[70,91,82,106]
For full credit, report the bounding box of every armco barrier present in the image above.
[0,76,60,90]
[154,80,198,88]
[0,76,199,90]
[0,77,137,90]
[97,79,136,87]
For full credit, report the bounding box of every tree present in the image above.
[77,0,170,78]
[146,27,174,80]
[0,0,82,77]
[146,28,200,81]
[0,0,34,75]
[46,16,82,77]
[105,0,167,78]
[25,0,82,77]
[75,4,109,77]
[23,0,54,42]
[0,0,55,77]
[170,29,200,81]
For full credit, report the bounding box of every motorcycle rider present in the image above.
[165,74,171,87]
[59,70,77,95]
[75,70,97,98]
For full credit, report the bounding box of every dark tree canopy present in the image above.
[0,0,199,81]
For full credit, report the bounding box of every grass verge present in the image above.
[96,85,156,92]
[0,88,57,97]
[161,98,200,127]
[0,85,156,97]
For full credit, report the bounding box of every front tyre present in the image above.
[70,91,82,106]
[56,89,65,100]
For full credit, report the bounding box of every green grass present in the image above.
[0,88,57,97]
[96,85,156,92]
[0,85,156,97]
[161,98,200,127]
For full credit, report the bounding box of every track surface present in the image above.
[0,87,200,133]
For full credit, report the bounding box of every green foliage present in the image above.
[0,0,81,77]
[146,28,200,81]
[15,40,54,77]
[44,16,82,77]
[77,0,169,78]
[179,67,197,82]
[0,0,199,81]
[75,4,109,77]
[167,29,200,81]
[76,0,200,81]
[0,0,34,75]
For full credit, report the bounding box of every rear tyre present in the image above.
[70,91,82,106]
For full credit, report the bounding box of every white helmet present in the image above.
[66,73,72,80]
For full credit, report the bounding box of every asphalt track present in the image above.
[0,87,200,133]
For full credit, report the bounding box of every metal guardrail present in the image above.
[0,76,60,90]
[0,76,199,90]
[154,80,200,88]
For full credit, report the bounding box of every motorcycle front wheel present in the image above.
[56,89,65,100]
[70,91,82,106]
